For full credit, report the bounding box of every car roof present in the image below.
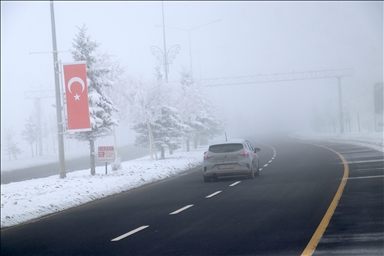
[209,139,246,146]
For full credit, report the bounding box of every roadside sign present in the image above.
[98,146,115,162]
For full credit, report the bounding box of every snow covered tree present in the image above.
[68,24,118,175]
[21,114,39,157]
[101,53,127,124]
[154,106,185,156]
[125,74,169,160]
[176,68,197,151]
[194,100,225,146]
[176,68,225,149]
[134,105,185,159]
[4,127,23,160]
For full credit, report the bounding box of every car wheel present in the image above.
[204,176,211,183]
[248,164,255,179]
[255,160,260,176]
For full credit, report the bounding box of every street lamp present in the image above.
[155,19,221,75]
[150,2,181,83]
[150,44,181,82]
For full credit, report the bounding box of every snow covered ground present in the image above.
[291,131,384,153]
[1,146,206,228]
[1,131,383,229]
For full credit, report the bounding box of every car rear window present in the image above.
[209,143,243,153]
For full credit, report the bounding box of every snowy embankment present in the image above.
[291,131,384,153]
[1,147,206,228]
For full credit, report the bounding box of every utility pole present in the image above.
[161,2,167,82]
[337,77,344,134]
[50,0,66,178]
[24,89,55,156]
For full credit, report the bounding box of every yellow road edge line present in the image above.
[301,143,349,256]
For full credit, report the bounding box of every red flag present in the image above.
[62,62,91,131]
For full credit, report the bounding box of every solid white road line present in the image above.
[169,204,194,215]
[206,191,222,198]
[347,175,384,180]
[229,181,241,187]
[111,225,149,242]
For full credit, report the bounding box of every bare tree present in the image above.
[21,115,39,157]
[3,127,23,161]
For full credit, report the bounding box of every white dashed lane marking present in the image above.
[169,204,194,215]
[260,145,277,171]
[111,145,277,242]
[111,225,149,242]
[206,191,222,198]
[229,181,241,187]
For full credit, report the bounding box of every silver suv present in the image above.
[203,139,260,182]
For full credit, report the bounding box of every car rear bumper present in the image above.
[203,164,252,178]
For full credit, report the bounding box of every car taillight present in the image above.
[204,154,215,159]
[237,151,249,156]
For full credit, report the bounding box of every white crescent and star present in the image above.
[67,77,85,101]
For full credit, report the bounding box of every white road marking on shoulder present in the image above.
[111,225,149,241]
[229,181,241,187]
[347,175,384,180]
[206,191,222,198]
[169,204,194,215]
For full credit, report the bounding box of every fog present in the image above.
[1,1,382,157]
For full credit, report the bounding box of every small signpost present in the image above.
[98,146,115,174]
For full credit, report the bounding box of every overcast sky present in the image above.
[1,1,383,150]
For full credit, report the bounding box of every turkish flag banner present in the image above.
[62,62,91,131]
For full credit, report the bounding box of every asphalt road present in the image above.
[1,144,148,184]
[1,136,383,255]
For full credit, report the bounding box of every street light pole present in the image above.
[161,2,168,82]
[155,19,221,75]
[337,76,345,134]
[50,0,66,178]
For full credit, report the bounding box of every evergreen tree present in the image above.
[133,106,184,159]
[125,71,169,160]
[68,24,118,175]
[176,68,225,149]
[177,68,197,151]
[155,106,184,157]
[195,100,225,146]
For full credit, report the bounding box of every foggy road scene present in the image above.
[1,1,383,256]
